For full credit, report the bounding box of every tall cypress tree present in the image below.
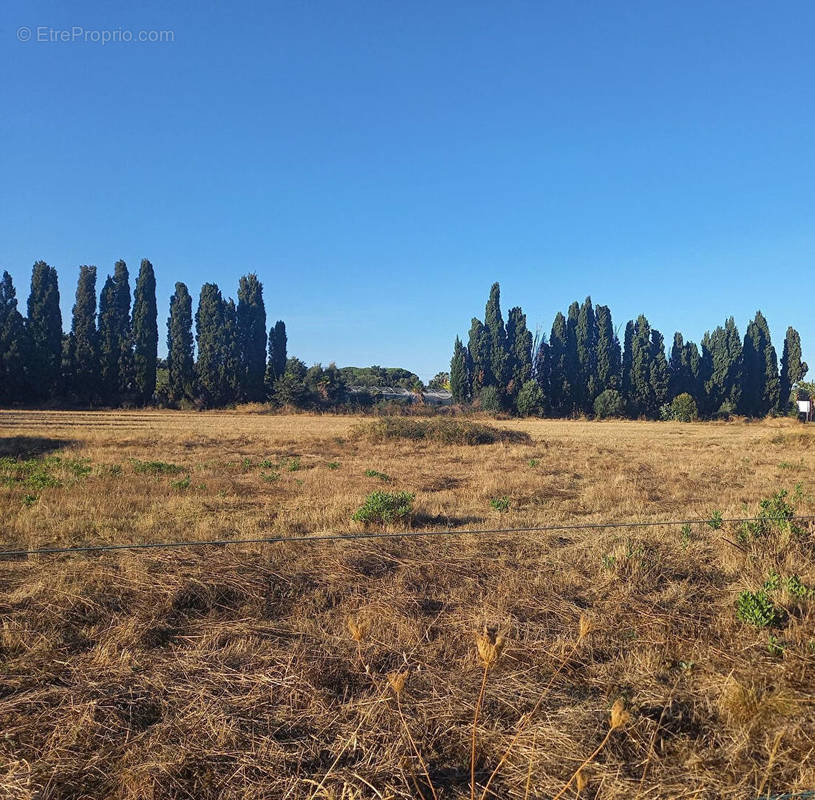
[533,335,550,402]
[98,275,119,403]
[167,282,195,402]
[266,320,288,396]
[195,283,226,407]
[595,304,620,393]
[450,336,470,403]
[27,261,62,400]
[628,315,653,417]
[506,306,532,399]
[548,312,569,415]
[236,273,267,402]
[779,327,807,412]
[132,259,158,405]
[484,283,509,391]
[564,302,580,413]
[704,318,743,415]
[576,297,599,410]
[742,311,778,417]
[649,328,669,415]
[669,332,688,399]
[467,317,492,395]
[0,272,31,403]
[621,319,635,407]
[112,260,133,397]
[223,298,242,404]
[69,265,99,402]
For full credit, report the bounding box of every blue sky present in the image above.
[2,1,814,381]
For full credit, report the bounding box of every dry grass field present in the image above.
[1,409,814,799]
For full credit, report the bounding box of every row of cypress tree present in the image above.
[450,283,808,419]
[0,261,288,408]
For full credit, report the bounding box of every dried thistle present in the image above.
[347,617,369,643]
[610,697,630,730]
[576,768,589,792]
[388,670,408,695]
[475,625,505,670]
[578,613,593,640]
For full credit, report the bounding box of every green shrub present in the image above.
[478,385,503,413]
[352,491,414,525]
[516,380,545,417]
[736,590,785,628]
[131,459,184,476]
[490,496,510,512]
[364,469,392,482]
[362,417,530,446]
[327,461,340,470]
[172,475,191,491]
[593,389,625,419]
[287,457,302,472]
[738,489,802,542]
[661,393,698,422]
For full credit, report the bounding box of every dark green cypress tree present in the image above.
[0,272,31,403]
[167,282,195,402]
[27,261,63,399]
[628,315,653,417]
[195,283,226,407]
[69,266,99,402]
[741,312,777,417]
[778,327,807,412]
[236,273,267,402]
[575,297,599,411]
[621,319,635,408]
[595,305,620,393]
[533,335,550,403]
[649,328,669,415]
[564,302,580,414]
[683,340,703,409]
[450,336,470,403]
[98,275,119,403]
[467,317,492,395]
[669,332,687,399]
[699,332,715,417]
[506,306,532,400]
[484,283,509,391]
[266,320,288,397]
[112,261,133,397]
[705,318,742,415]
[132,259,158,405]
[548,312,569,415]
[223,298,242,404]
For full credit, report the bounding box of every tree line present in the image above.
[0,260,292,408]
[450,283,808,419]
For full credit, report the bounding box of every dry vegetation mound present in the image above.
[359,416,531,446]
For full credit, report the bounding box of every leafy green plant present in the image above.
[327,461,339,470]
[259,458,276,469]
[736,589,786,628]
[739,489,802,542]
[172,475,191,490]
[287,457,301,472]
[22,493,38,507]
[490,496,510,513]
[241,457,254,471]
[601,554,617,571]
[261,471,280,482]
[352,491,414,525]
[364,469,392,482]
[680,523,693,550]
[528,458,540,467]
[131,459,184,476]
[767,634,786,657]
[708,510,724,530]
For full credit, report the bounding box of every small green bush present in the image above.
[478,385,502,413]
[661,393,698,422]
[516,380,545,417]
[736,590,785,628]
[490,496,510,512]
[131,459,184,476]
[327,461,340,470]
[593,389,625,419]
[287,457,302,472]
[172,475,191,491]
[352,491,414,525]
[364,469,392,482]
[362,417,530,446]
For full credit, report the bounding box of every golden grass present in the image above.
[1,409,815,798]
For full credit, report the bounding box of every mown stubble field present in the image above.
[1,409,814,799]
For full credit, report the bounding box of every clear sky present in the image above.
[2,1,814,381]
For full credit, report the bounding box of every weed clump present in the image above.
[364,469,392,482]
[360,417,531,446]
[131,459,184,476]
[352,491,414,525]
